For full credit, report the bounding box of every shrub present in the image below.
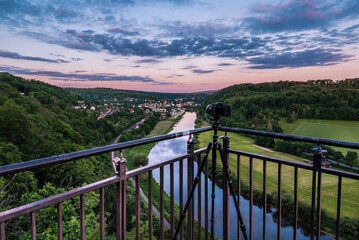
[133,153,148,166]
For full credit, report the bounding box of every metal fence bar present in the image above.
[31,211,36,240]
[249,157,253,240]
[277,164,282,240]
[229,149,312,170]
[336,176,342,240]
[187,139,195,240]
[310,170,317,240]
[222,136,230,240]
[294,167,298,240]
[80,194,85,240]
[237,154,241,240]
[179,159,184,240]
[123,180,127,240]
[0,127,212,177]
[99,188,105,240]
[0,176,119,223]
[205,157,208,240]
[197,154,202,240]
[57,203,63,240]
[136,175,140,240]
[170,163,174,239]
[160,166,164,240]
[263,160,267,240]
[116,181,122,240]
[220,126,359,150]
[316,170,322,239]
[0,222,5,240]
[148,171,153,240]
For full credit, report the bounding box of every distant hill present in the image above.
[66,87,214,103]
[203,79,359,130]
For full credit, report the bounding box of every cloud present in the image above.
[218,63,234,66]
[135,58,162,63]
[107,27,140,36]
[0,50,69,63]
[192,69,215,74]
[0,65,173,84]
[42,30,272,60]
[159,21,233,38]
[183,65,198,69]
[242,0,359,33]
[71,58,83,61]
[247,48,354,69]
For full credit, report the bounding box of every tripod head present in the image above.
[206,102,231,133]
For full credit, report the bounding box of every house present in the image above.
[160,113,167,120]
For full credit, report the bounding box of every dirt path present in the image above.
[253,144,274,152]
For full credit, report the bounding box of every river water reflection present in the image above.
[148,112,332,240]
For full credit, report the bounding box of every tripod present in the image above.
[173,117,248,240]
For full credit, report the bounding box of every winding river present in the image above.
[148,112,332,239]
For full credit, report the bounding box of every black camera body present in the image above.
[206,102,231,118]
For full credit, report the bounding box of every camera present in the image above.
[206,102,231,118]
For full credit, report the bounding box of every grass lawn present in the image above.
[279,118,359,154]
[146,118,176,137]
[198,121,359,221]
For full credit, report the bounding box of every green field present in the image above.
[197,120,359,237]
[280,118,359,154]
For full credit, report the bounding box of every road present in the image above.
[110,116,171,229]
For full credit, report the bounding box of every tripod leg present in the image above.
[211,139,217,240]
[218,143,248,240]
[173,142,213,240]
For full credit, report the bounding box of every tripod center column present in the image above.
[187,137,197,240]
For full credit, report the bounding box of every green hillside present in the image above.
[0,73,159,239]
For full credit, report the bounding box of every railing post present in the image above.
[221,135,231,240]
[0,222,5,240]
[187,137,196,240]
[115,155,127,240]
[311,148,322,240]
[313,151,322,240]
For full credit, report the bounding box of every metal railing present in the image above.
[0,126,359,239]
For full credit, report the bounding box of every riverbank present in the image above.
[124,112,211,239]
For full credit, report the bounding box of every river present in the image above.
[148,112,333,240]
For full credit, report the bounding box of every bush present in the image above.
[133,153,148,166]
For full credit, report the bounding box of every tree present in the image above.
[17,183,103,240]
[133,154,148,167]
[344,151,358,168]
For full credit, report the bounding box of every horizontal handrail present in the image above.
[0,126,213,177]
[221,126,359,150]
[228,149,359,180]
[228,149,313,170]
[0,176,119,223]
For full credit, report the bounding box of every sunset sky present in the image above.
[1,0,358,92]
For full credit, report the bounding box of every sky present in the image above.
[0,0,359,93]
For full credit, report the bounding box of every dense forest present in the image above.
[0,73,161,239]
[204,78,359,128]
